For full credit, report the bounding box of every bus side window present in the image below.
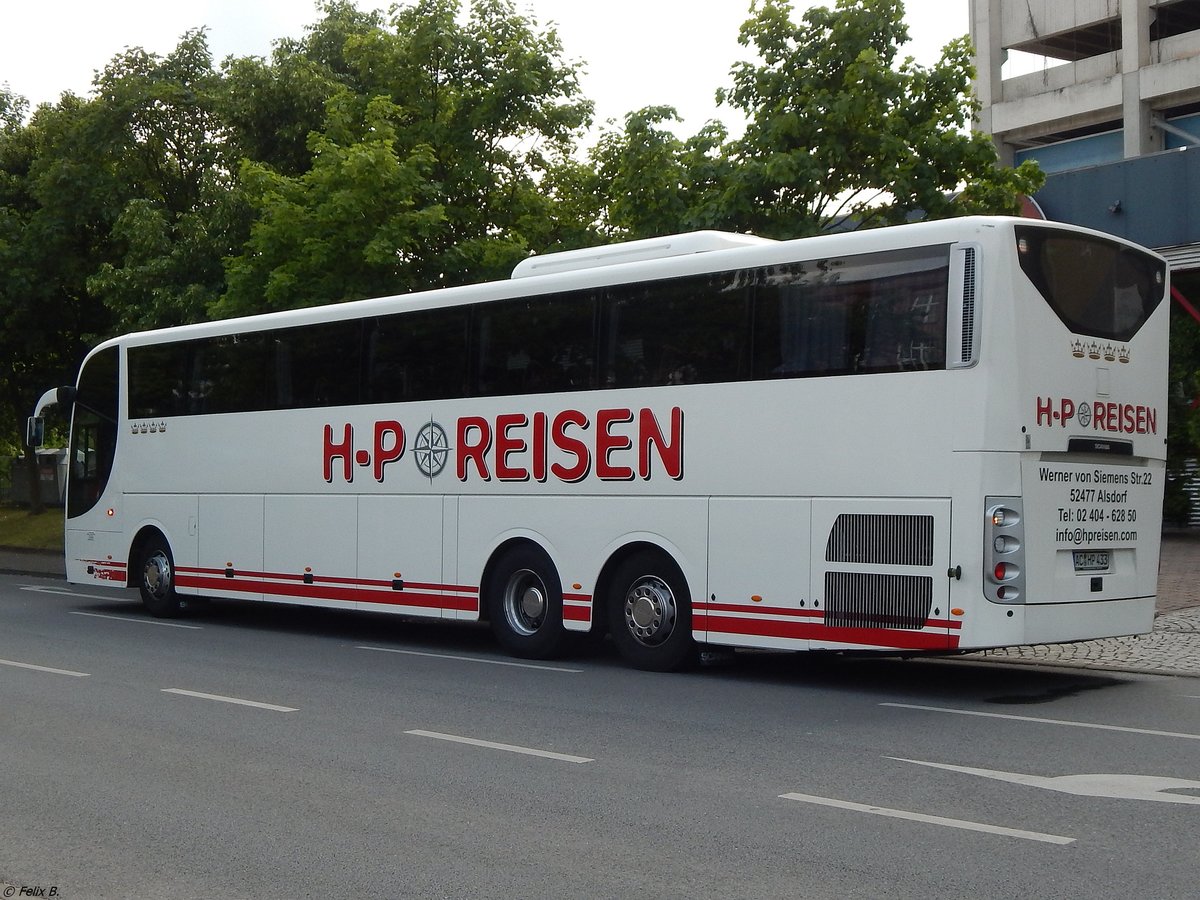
[472,292,595,397]
[754,269,853,378]
[753,248,949,379]
[603,273,749,388]
[366,307,469,403]
[275,320,363,409]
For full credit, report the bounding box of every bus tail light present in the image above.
[985,498,1025,604]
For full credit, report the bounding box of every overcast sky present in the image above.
[2,1,980,134]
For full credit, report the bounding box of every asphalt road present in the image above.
[2,573,1198,900]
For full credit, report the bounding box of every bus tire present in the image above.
[486,544,567,659]
[607,550,696,672]
[138,535,186,618]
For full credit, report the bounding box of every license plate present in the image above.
[1073,550,1110,572]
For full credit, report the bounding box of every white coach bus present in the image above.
[29,217,1168,670]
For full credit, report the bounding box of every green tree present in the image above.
[221,2,384,177]
[0,90,114,511]
[85,30,242,330]
[221,95,446,312]
[721,0,1043,236]
[588,107,735,240]
[592,0,1042,240]
[217,0,593,317]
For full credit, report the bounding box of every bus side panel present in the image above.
[65,526,130,588]
[263,495,357,608]
[703,497,813,651]
[191,495,265,601]
[357,495,462,618]
[456,495,710,633]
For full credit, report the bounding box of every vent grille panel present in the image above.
[824,573,934,630]
[825,514,934,566]
[960,246,976,364]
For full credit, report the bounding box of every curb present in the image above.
[0,546,65,580]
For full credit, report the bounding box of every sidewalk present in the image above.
[974,530,1200,677]
[3,534,1198,676]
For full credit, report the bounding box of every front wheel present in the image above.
[138,535,186,618]
[486,544,568,659]
[607,550,696,671]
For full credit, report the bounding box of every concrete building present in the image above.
[969,0,1200,298]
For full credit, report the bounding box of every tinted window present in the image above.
[129,343,190,418]
[366,307,469,403]
[753,246,949,378]
[274,320,362,408]
[123,243,954,417]
[474,292,596,396]
[1015,225,1166,341]
[190,332,274,415]
[602,272,750,388]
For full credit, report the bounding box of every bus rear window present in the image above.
[1015,225,1166,341]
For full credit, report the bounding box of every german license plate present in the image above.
[1073,550,1110,572]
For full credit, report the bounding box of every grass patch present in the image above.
[0,505,64,551]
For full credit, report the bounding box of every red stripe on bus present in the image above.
[694,602,823,619]
[695,603,961,631]
[174,574,478,612]
[562,592,591,622]
[696,614,960,651]
[404,580,478,594]
[176,567,477,596]
[80,558,128,568]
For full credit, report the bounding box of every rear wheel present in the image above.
[486,544,567,659]
[139,534,186,618]
[607,550,696,671]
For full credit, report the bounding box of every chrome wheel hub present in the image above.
[623,576,677,646]
[143,552,172,600]
[503,568,546,636]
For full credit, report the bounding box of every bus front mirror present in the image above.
[26,416,45,449]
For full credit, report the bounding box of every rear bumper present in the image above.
[1022,594,1154,644]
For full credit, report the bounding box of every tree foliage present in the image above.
[590,0,1043,240]
[0,90,115,508]
[84,29,246,330]
[217,0,592,316]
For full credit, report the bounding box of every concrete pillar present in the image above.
[970,0,1014,165]
[1121,0,1162,157]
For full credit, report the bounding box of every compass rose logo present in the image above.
[414,420,449,478]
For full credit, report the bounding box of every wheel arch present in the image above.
[126,523,173,589]
[478,535,556,625]
[593,539,694,638]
